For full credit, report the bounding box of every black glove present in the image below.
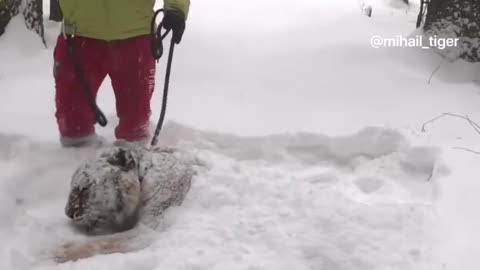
[162,10,186,44]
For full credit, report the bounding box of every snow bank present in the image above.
[0,122,443,270]
[161,122,408,165]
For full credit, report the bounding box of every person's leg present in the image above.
[54,35,108,147]
[108,35,155,142]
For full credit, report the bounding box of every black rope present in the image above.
[65,36,108,127]
[151,39,175,147]
[150,9,176,147]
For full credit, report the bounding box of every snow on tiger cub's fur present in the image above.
[55,140,202,263]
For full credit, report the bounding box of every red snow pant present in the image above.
[54,34,155,141]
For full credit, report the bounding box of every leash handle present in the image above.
[151,9,171,61]
[66,37,108,127]
[94,107,108,127]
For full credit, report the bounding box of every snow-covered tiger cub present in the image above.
[55,140,199,263]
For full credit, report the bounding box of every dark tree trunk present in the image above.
[23,0,46,46]
[0,0,22,37]
[49,0,62,22]
[0,0,45,46]
[423,0,480,62]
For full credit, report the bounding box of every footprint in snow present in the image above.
[354,177,384,194]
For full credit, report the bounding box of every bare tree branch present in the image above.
[423,113,480,156]
[428,59,444,84]
[422,113,447,132]
[426,170,433,182]
[422,112,480,136]
[453,147,480,155]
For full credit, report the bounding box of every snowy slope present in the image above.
[1,0,480,269]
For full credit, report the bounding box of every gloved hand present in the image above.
[162,10,186,44]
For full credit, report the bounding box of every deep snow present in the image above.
[1,0,480,269]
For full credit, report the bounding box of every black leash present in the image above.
[65,36,108,127]
[150,9,175,147]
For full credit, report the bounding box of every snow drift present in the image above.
[1,122,443,270]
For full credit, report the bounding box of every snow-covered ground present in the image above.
[1,0,479,269]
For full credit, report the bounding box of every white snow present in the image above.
[1,0,480,269]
